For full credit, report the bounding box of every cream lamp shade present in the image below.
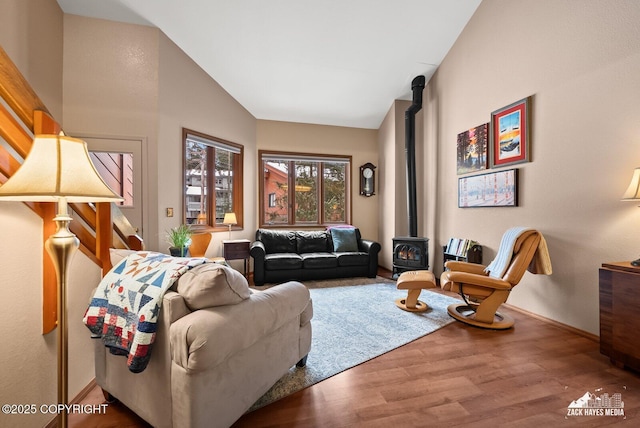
[223,212,237,225]
[223,212,236,240]
[0,134,123,203]
[622,167,640,200]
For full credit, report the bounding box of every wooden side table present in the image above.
[599,261,640,371]
[223,239,251,277]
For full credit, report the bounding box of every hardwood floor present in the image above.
[70,278,640,427]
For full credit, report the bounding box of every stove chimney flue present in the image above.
[405,75,425,238]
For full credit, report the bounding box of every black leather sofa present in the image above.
[250,228,381,286]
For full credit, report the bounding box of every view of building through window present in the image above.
[184,130,243,228]
[261,152,350,226]
[89,151,133,206]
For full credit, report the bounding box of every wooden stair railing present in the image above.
[0,45,143,334]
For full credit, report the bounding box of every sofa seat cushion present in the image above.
[301,252,338,269]
[264,253,303,270]
[335,252,369,267]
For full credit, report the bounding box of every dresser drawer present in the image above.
[223,240,250,260]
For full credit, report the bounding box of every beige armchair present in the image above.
[93,251,313,427]
[440,229,550,329]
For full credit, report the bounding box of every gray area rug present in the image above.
[248,279,461,411]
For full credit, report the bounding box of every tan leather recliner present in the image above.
[440,229,545,329]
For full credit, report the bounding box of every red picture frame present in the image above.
[490,97,530,168]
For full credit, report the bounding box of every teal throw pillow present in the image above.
[331,228,359,252]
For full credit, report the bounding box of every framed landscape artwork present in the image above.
[490,97,530,168]
[458,169,518,208]
[456,123,488,175]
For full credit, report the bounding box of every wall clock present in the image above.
[359,162,376,197]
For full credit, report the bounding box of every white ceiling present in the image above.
[56,0,481,129]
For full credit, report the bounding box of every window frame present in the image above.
[183,128,244,232]
[259,150,351,228]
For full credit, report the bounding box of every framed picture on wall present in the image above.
[456,123,489,175]
[490,97,530,168]
[458,168,518,208]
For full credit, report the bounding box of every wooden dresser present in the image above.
[599,262,640,372]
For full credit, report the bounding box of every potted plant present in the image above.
[166,224,192,257]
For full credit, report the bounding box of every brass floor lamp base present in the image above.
[46,212,80,428]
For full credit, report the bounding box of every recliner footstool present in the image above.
[395,270,436,312]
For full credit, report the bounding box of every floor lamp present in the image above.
[0,135,123,427]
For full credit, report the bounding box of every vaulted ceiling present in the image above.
[57,0,481,129]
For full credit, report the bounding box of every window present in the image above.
[259,151,351,227]
[183,129,243,230]
[89,151,134,206]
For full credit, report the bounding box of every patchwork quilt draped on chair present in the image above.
[83,251,207,372]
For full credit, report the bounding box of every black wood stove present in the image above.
[392,75,429,278]
[392,236,429,278]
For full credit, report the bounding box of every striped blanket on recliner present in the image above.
[83,251,206,373]
[484,227,553,278]
[484,227,532,278]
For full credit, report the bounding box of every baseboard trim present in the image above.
[44,378,98,428]
[502,302,599,342]
[72,378,98,403]
[433,276,598,342]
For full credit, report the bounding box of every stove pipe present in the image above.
[405,75,425,238]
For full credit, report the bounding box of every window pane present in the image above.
[259,151,350,227]
[89,151,134,207]
[323,162,346,223]
[215,148,234,224]
[185,141,208,225]
[295,161,318,223]
[183,129,243,229]
[263,161,289,224]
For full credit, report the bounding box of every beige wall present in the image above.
[0,2,67,427]
[256,120,379,240]
[378,100,415,270]
[1,3,258,425]
[424,0,640,334]
[0,205,101,428]
[0,0,63,121]
[63,15,160,249]
[156,31,257,259]
[377,102,398,269]
[62,15,258,254]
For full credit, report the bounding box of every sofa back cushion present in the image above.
[296,231,330,253]
[177,263,250,310]
[256,229,297,254]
